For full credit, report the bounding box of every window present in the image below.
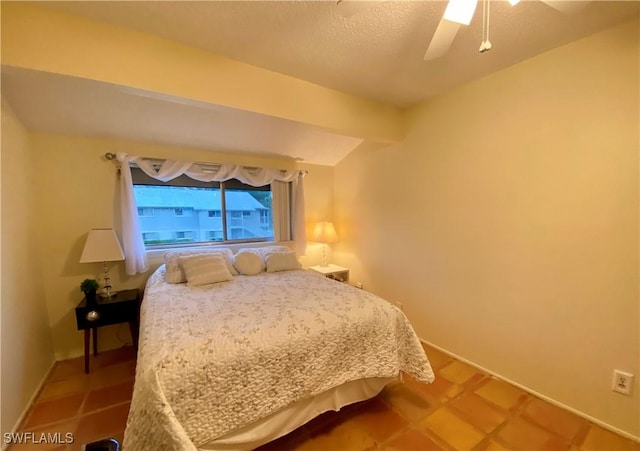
[171,208,193,217]
[260,209,271,225]
[175,231,193,241]
[142,232,159,242]
[209,230,223,241]
[229,227,254,240]
[137,207,153,217]
[131,168,281,247]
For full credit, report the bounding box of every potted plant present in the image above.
[80,279,99,306]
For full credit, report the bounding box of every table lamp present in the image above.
[312,221,338,267]
[79,228,125,298]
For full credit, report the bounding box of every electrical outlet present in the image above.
[612,370,634,395]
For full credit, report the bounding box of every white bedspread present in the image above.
[123,267,434,450]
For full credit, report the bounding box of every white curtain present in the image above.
[117,154,149,276]
[116,153,307,275]
[271,181,291,243]
[292,176,306,256]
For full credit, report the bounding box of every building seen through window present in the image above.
[133,181,274,246]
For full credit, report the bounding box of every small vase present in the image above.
[84,290,97,307]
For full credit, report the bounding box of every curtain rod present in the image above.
[104,153,307,174]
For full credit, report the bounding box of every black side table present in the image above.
[75,288,140,373]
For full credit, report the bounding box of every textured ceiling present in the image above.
[35,1,640,107]
[3,1,638,166]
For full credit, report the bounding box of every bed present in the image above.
[123,249,434,451]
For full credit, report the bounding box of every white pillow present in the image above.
[233,251,265,276]
[265,252,301,273]
[164,248,237,283]
[237,246,291,262]
[178,254,233,287]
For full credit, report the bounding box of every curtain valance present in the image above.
[122,154,303,185]
[115,153,307,275]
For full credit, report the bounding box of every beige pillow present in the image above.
[164,248,237,283]
[233,251,265,276]
[178,254,233,287]
[265,252,301,273]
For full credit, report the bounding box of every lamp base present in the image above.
[320,243,329,267]
[101,262,117,300]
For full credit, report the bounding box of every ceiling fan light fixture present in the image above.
[443,0,479,26]
[508,0,521,5]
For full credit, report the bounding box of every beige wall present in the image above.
[334,19,639,437]
[298,163,335,267]
[28,132,333,359]
[1,101,55,434]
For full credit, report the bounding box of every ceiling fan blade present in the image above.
[444,0,480,26]
[540,0,589,14]
[424,19,461,61]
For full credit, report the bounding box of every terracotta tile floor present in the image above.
[10,344,640,450]
[8,346,135,451]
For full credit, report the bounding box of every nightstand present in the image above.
[75,289,140,373]
[309,264,349,283]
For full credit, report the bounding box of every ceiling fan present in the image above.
[336,0,588,61]
[423,0,588,60]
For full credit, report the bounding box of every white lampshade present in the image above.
[312,222,338,244]
[79,229,125,263]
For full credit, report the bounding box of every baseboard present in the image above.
[420,338,640,443]
[54,348,85,362]
[2,359,57,451]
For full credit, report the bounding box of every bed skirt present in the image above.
[200,376,396,450]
